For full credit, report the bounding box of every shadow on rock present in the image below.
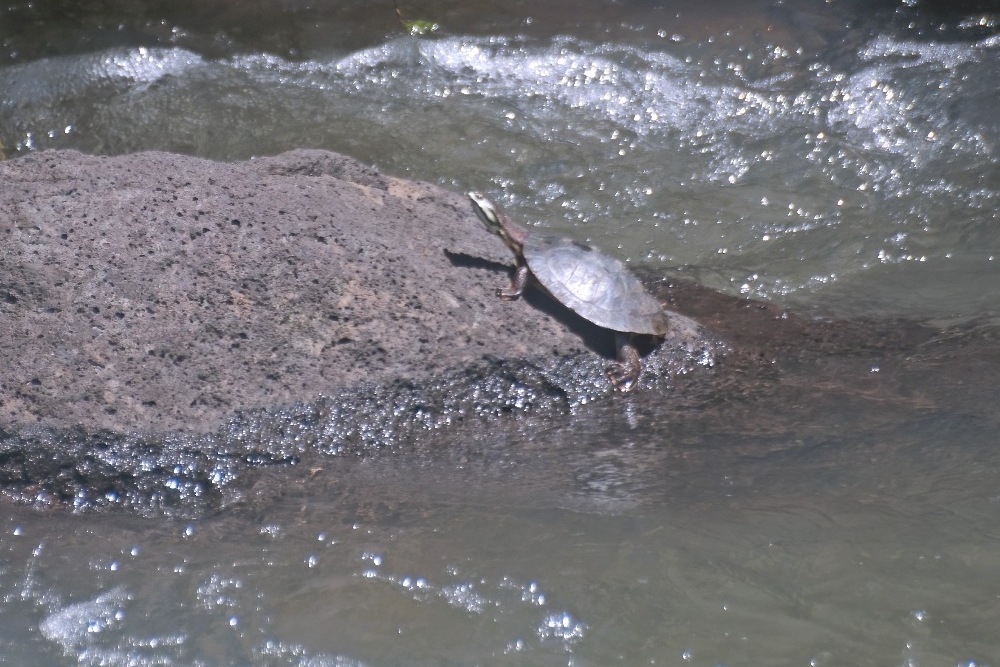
[0,150,996,516]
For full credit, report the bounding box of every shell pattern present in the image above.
[523,235,669,336]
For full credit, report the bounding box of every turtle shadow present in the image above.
[445,250,661,363]
[444,249,510,274]
[520,289,618,360]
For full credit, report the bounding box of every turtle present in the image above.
[468,191,669,392]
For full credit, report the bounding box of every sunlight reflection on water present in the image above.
[1,0,999,664]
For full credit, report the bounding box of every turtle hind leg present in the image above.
[606,332,642,392]
[497,263,530,301]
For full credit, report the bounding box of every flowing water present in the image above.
[2,0,1000,665]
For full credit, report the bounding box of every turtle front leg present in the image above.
[606,332,642,392]
[497,263,529,301]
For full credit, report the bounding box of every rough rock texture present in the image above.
[0,149,717,435]
[3,150,992,516]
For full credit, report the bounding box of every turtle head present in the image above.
[468,191,526,255]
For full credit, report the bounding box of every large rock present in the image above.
[3,150,991,515]
[0,149,716,435]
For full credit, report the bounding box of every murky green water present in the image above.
[2,0,1000,665]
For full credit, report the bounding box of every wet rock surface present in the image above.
[0,149,723,513]
[1,149,716,432]
[3,150,995,516]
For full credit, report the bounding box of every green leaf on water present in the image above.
[402,18,440,36]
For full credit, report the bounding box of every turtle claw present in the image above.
[606,363,639,393]
[496,264,530,302]
[496,286,521,301]
[607,334,642,392]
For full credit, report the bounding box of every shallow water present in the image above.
[4,377,1000,666]
[2,0,1000,665]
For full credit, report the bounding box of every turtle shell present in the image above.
[523,234,669,335]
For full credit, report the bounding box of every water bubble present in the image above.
[538,611,586,642]
[259,524,283,538]
[505,638,526,653]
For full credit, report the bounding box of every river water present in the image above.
[2,0,1000,665]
